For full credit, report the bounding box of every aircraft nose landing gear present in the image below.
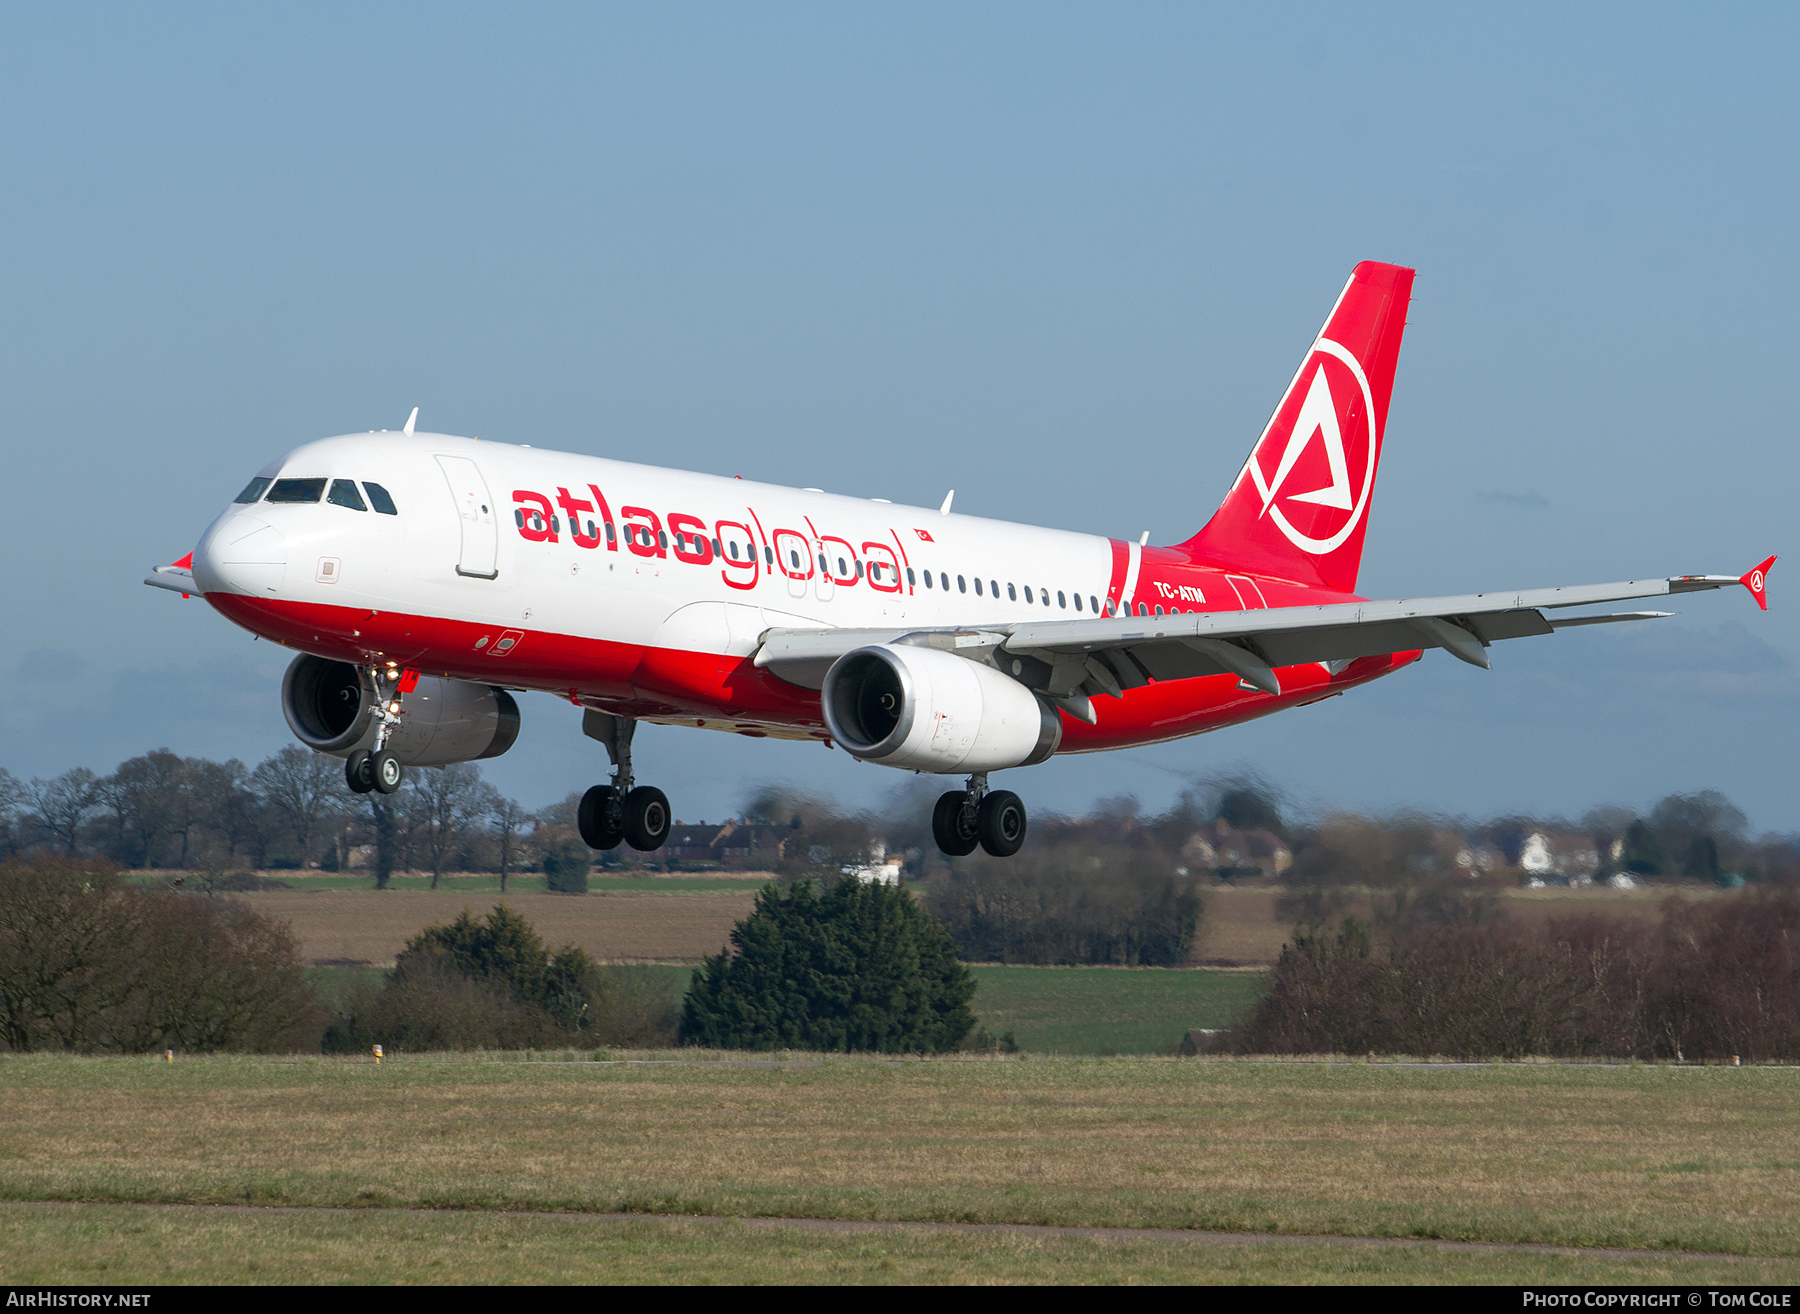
[931,773,1028,858]
[346,667,410,794]
[578,711,672,852]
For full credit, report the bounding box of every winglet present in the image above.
[1741,555,1776,611]
[403,407,419,436]
[145,550,198,598]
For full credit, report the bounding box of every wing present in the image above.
[753,564,1775,714]
[144,551,198,597]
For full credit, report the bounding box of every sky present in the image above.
[2,4,1795,831]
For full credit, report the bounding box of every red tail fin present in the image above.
[1182,261,1415,594]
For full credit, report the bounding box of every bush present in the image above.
[680,878,976,1052]
[541,839,591,893]
[323,903,676,1051]
[1232,889,1800,1060]
[929,844,1203,966]
[0,856,319,1052]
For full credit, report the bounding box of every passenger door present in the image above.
[436,455,499,579]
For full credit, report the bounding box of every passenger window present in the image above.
[1007,583,1016,601]
[728,541,739,560]
[990,580,998,598]
[266,478,326,503]
[1090,596,1099,614]
[713,538,723,557]
[363,483,398,515]
[328,479,367,511]
[1073,593,1082,612]
[1057,591,1067,609]
[790,550,801,569]
[1155,605,1164,616]
[1023,586,1033,603]
[658,531,668,549]
[907,568,916,586]
[940,572,949,591]
[604,523,616,544]
[1137,602,1148,617]
[974,578,983,596]
[1042,590,1051,606]
[855,560,864,579]
[234,476,272,504]
[957,575,966,593]
[837,556,847,576]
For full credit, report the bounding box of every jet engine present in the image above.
[821,643,1061,773]
[280,654,521,766]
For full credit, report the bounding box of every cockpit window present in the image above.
[266,478,327,503]
[234,476,272,504]
[363,482,398,515]
[328,479,367,511]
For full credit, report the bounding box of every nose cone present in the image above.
[192,513,287,596]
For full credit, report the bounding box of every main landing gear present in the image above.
[932,772,1027,858]
[346,666,409,796]
[577,710,671,852]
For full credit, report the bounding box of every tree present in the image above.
[28,768,97,855]
[1622,819,1664,876]
[0,769,27,859]
[680,878,976,1053]
[108,749,186,867]
[369,796,397,889]
[403,764,484,888]
[252,746,338,866]
[484,787,531,893]
[0,855,314,1053]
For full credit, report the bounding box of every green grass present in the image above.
[303,963,695,1006]
[4,1201,1792,1285]
[296,962,1253,1055]
[966,966,1267,1054]
[8,1053,1800,1262]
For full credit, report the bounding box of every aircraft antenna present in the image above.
[939,490,954,515]
[403,407,419,435]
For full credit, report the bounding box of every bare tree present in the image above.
[404,764,485,888]
[484,785,531,894]
[28,769,97,855]
[109,749,186,868]
[252,747,338,867]
[0,769,26,858]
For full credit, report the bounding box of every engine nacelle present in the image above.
[821,643,1061,774]
[280,654,521,766]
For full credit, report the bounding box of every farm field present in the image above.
[4,1053,1798,1278]
[965,966,1265,1054]
[242,888,757,966]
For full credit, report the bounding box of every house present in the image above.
[661,818,792,866]
[1179,820,1291,879]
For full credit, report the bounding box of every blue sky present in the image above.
[2,4,1795,829]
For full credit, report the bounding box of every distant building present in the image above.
[845,841,905,885]
[661,818,792,866]
[1180,820,1291,879]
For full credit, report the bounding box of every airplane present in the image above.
[146,261,1775,859]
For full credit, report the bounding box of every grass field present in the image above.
[965,966,1265,1054]
[302,963,1256,1056]
[6,1201,1792,1285]
[4,1052,1799,1278]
